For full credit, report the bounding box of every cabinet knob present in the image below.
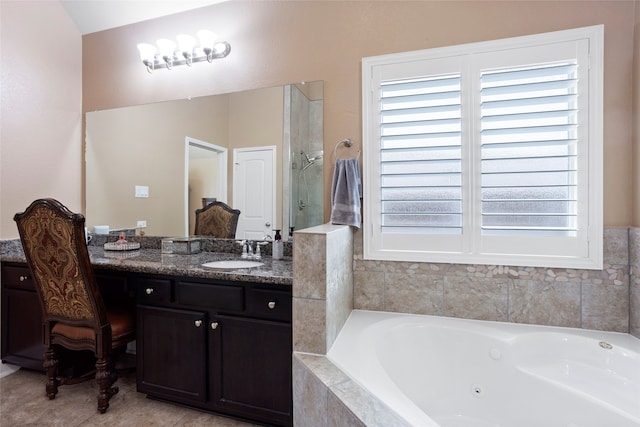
[19,275,29,282]
[210,322,219,330]
[194,320,202,327]
[145,288,154,295]
[268,301,276,309]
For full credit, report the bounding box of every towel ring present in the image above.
[333,138,360,159]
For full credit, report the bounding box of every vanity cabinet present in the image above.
[137,305,208,403]
[1,260,292,426]
[1,262,43,370]
[0,263,131,371]
[135,275,292,427]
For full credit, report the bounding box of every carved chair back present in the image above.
[194,201,241,238]
[13,198,110,355]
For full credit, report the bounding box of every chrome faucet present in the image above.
[240,240,263,259]
[238,240,266,260]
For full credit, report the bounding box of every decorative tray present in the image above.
[103,241,141,251]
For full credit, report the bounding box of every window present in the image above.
[362,26,603,269]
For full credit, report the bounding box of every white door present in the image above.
[233,147,276,240]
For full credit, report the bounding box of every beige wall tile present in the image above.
[509,279,581,327]
[354,271,385,311]
[604,227,629,265]
[293,233,327,299]
[292,355,328,427]
[329,380,411,427]
[385,273,443,315]
[630,269,640,337]
[293,297,326,353]
[327,392,366,427]
[582,282,630,332]
[444,276,508,321]
[630,228,640,268]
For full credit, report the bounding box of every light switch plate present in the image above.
[135,185,149,198]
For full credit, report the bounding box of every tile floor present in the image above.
[0,367,260,426]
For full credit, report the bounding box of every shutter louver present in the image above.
[480,63,579,237]
[379,75,462,235]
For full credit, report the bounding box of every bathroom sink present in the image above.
[202,260,264,270]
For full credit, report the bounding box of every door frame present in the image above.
[184,137,228,236]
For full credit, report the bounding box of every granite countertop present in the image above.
[0,239,292,286]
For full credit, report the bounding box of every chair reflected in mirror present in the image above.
[194,201,240,238]
[13,198,135,414]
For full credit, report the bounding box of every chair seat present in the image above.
[51,304,134,343]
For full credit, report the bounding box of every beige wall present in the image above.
[1,1,638,239]
[85,96,227,236]
[80,0,637,229]
[0,1,82,239]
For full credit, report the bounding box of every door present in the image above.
[233,147,276,240]
[137,305,208,405]
[210,314,292,426]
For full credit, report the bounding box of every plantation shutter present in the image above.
[379,75,462,235]
[480,63,579,237]
[363,26,602,269]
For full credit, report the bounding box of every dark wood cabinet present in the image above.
[1,263,43,370]
[135,276,292,426]
[211,314,292,425]
[1,261,292,426]
[1,264,133,371]
[136,305,208,404]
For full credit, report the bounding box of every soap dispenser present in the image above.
[272,229,283,260]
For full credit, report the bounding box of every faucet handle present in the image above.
[240,240,248,258]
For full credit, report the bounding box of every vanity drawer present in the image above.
[247,288,291,322]
[1,264,36,291]
[176,281,244,311]
[135,278,172,305]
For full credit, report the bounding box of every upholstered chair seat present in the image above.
[14,198,136,414]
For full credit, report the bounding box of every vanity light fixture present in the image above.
[136,30,231,73]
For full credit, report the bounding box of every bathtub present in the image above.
[326,310,640,427]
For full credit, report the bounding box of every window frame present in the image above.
[362,25,603,269]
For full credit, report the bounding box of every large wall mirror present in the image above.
[85,81,324,239]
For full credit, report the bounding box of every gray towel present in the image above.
[330,157,362,228]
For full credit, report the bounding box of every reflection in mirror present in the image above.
[186,138,227,235]
[85,81,323,239]
[284,84,324,235]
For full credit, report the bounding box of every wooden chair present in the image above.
[13,198,135,414]
[193,201,241,238]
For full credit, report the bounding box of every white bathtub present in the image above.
[327,310,640,427]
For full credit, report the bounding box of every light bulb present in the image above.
[197,30,217,54]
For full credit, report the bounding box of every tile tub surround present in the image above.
[353,227,634,334]
[292,224,354,354]
[292,353,410,427]
[293,226,639,426]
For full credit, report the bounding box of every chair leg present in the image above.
[95,357,118,414]
[43,347,59,399]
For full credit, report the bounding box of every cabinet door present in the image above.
[1,287,44,370]
[211,315,292,426]
[137,305,208,404]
